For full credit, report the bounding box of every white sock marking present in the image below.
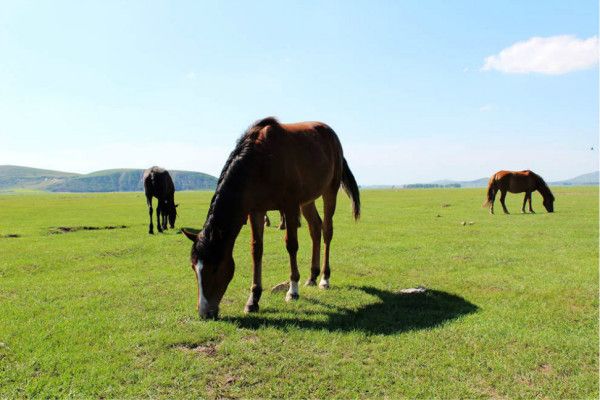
[287,281,299,296]
[286,281,299,301]
[319,278,329,287]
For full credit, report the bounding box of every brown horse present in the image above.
[483,170,554,214]
[182,117,360,319]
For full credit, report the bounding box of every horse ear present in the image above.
[182,228,200,242]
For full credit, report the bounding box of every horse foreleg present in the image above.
[147,197,154,234]
[284,207,301,302]
[521,193,528,213]
[320,190,337,289]
[500,191,509,214]
[301,202,322,286]
[245,211,265,313]
[528,192,535,213]
[162,202,168,230]
[156,203,163,233]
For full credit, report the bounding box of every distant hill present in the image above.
[401,171,599,189]
[550,171,599,186]
[0,165,217,192]
[0,165,79,190]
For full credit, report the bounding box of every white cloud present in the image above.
[482,35,599,75]
[479,104,493,112]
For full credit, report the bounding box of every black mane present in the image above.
[197,117,279,263]
[535,173,554,201]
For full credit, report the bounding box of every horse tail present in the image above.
[482,174,496,208]
[341,157,361,220]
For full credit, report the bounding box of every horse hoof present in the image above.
[285,292,299,302]
[319,279,330,289]
[244,303,259,313]
[305,279,317,286]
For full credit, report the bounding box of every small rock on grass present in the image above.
[399,286,427,294]
[271,281,289,293]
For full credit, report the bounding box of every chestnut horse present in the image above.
[483,170,554,214]
[182,117,360,319]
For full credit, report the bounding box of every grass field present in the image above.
[0,187,597,398]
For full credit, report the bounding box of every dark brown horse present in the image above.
[143,166,178,234]
[182,117,360,319]
[483,170,554,214]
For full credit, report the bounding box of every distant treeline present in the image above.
[403,183,461,189]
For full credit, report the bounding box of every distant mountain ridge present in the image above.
[0,165,217,192]
[550,171,599,186]
[362,171,599,189]
[404,171,598,188]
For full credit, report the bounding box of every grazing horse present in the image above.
[483,170,554,214]
[182,117,361,319]
[143,166,178,234]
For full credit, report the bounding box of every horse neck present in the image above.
[202,170,251,260]
[536,178,552,200]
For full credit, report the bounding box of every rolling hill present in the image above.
[550,171,599,186]
[0,165,79,191]
[0,165,217,192]
[399,171,599,189]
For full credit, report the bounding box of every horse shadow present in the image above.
[224,286,478,335]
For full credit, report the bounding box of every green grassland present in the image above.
[0,188,597,398]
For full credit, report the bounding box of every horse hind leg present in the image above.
[278,211,286,230]
[521,193,528,213]
[489,189,496,214]
[147,196,154,234]
[320,189,337,289]
[283,207,301,302]
[301,202,322,286]
[500,191,509,214]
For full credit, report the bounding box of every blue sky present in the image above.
[0,1,597,184]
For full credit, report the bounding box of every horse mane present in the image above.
[198,117,279,263]
[535,173,554,201]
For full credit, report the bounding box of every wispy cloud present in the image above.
[482,35,599,75]
[479,104,493,112]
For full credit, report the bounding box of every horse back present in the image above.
[143,167,175,199]
[493,170,537,193]
[250,121,344,206]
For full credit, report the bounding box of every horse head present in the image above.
[182,228,234,319]
[543,197,554,213]
[168,203,178,228]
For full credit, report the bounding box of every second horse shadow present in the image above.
[225,286,478,335]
